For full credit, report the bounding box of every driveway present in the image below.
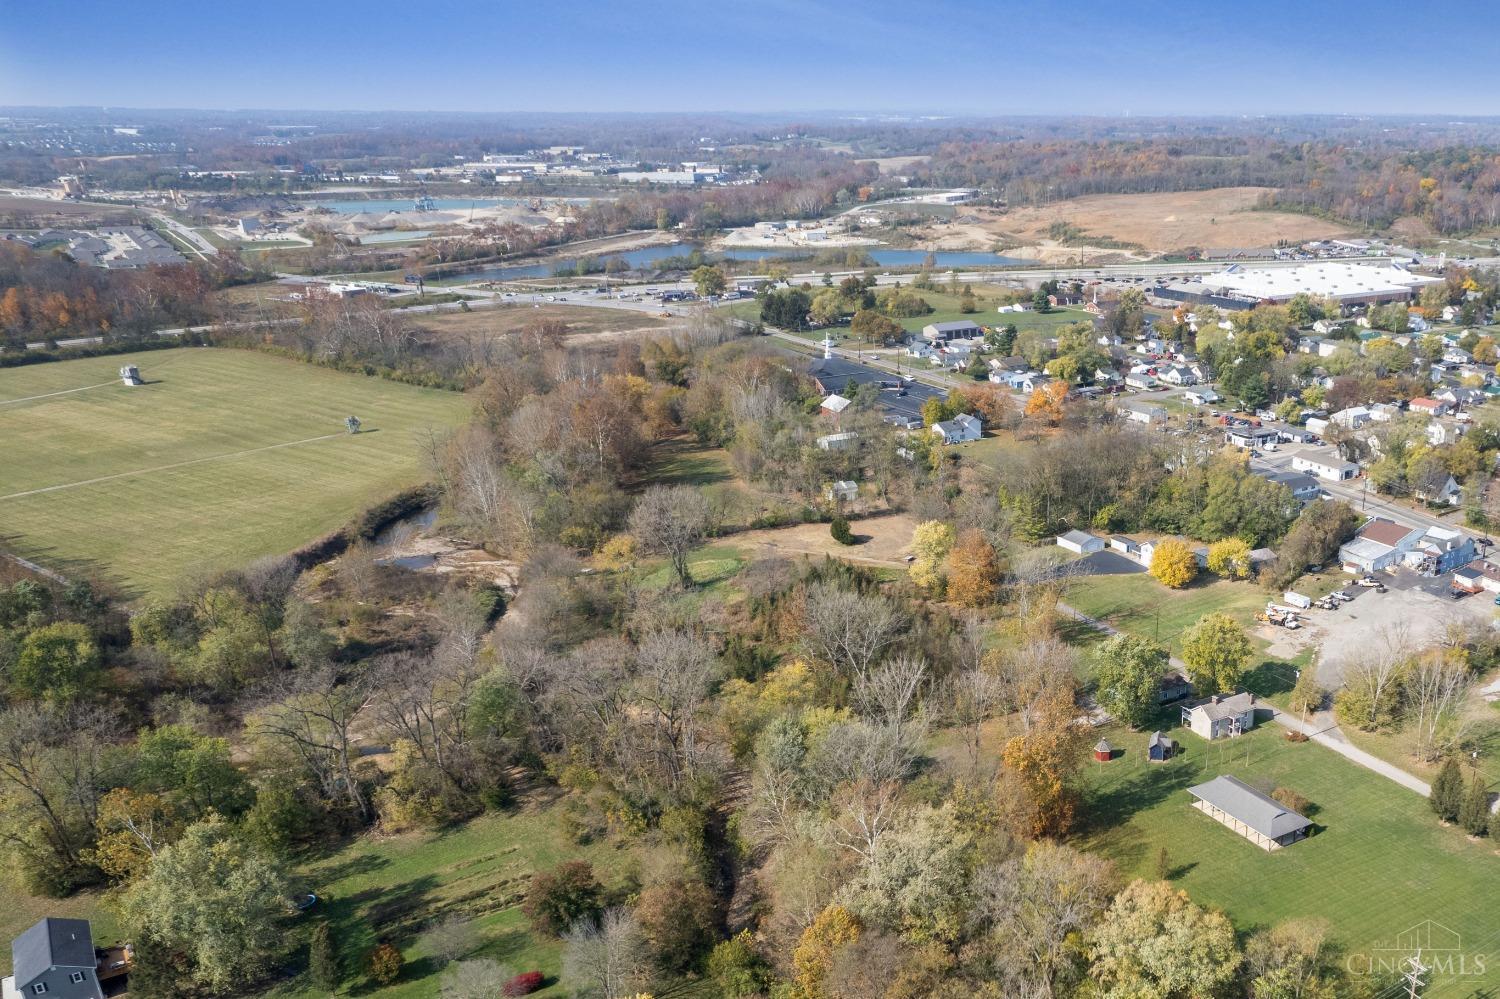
[1075,549,1146,576]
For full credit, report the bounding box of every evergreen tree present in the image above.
[1431,758,1465,823]
[310,922,339,991]
[1154,845,1172,881]
[1459,773,1491,838]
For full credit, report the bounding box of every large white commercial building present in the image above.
[1157,262,1443,312]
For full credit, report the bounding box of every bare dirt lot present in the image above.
[0,195,141,227]
[728,512,917,567]
[914,188,1350,262]
[417,303,670,344]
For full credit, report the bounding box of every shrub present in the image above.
[1271,787,1310,814]
[368,942,404,985]
[309,922,339,991]
[830,516,855,546]
[503,970,545,995]
[521,860,603,936]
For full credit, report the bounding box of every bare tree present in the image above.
[441,958,513,999]
[250,668,371,819]
[945,669,1007,771]
[1334,624,1413,731]
[800,583,907,684]
[852,654,928,729]
[562,908,653,999]
[992,634,1077,733]
[830,778,904,862]
[1404,649,1474,761]
[628,485,712,586]
[630,630,721,794]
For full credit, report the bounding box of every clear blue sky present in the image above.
[4,0,1500,116]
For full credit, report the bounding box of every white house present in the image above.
[1123,403,1167,425]
[1182,692,1257,740]
[931,412,983,444]
[1056,530,1105,554]
[1184,388,1221,405]
[1124,373,1155,390]
[1291,449,1358,481]
[1331,406,1372,429]
[1160,365,1198,385]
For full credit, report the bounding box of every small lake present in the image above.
[460,242,1034,282]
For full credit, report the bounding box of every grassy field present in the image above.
[0,348,470,598]
[1079,724,1500,997]
[260,801,635,998]
[1064,570,1271,658]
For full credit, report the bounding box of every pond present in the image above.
[460,242,1034,282]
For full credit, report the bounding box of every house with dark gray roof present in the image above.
[1187,774,1312,850]
[3,918,105,999]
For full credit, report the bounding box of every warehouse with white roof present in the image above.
[1155,262,1443,312]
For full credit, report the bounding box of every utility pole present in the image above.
[1402,951,1429,999]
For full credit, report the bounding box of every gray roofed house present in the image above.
[1182,692,1257,739]
[4,918,105,999]
[1187,774,1312,850]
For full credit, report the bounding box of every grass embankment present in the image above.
[262,802,635,999]
[0,347,470,597]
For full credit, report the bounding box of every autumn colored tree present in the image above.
[1180,613,1253,696]
[850,308,903,345]
[1001,689,1091,837]
[1148,539,1197,589]
[1205,538,1253,580]
[522,861,604,936]
[368,942,404,985]
[1024,381,1069,426]
[958,384,1014,427]
[909,520,956,593]
[792,905,861,999]
[692,265,727,298]
[1088,880,1241,997]
[946,529,999,607]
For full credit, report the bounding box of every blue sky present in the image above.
[3,0,1499,116]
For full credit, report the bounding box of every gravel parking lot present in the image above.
[1302,572,1496,685]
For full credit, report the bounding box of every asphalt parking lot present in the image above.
[1076,550,1147,576]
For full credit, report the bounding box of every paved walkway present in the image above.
[1058,601,1431,797]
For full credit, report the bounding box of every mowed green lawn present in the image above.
[1079,725,1500,998]
[1064,570,1270,658]
[0,348,470,597]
